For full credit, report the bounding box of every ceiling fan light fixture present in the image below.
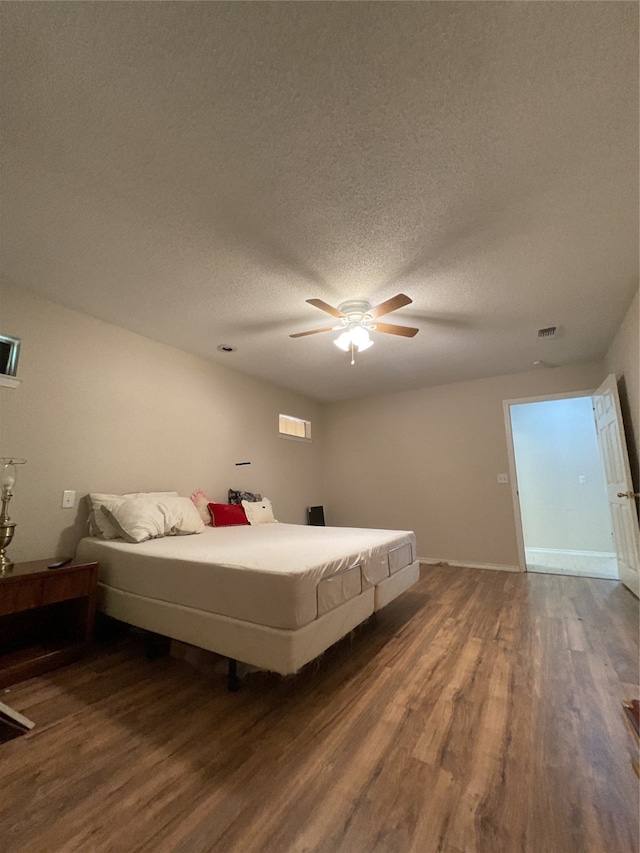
[333,325,374,353]
[349,325,372,349]
[333,331,352,352]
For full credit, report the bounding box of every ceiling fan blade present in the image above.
[374,322,419,338]
[367,293,412,319]
[306,298,345,319]
[289,326,335,338]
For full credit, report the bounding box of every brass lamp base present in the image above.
[0,521,16,574]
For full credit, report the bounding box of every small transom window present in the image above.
[279,414,312,441]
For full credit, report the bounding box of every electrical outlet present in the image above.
[579,475,587,485]
[61,490,76,508]
[497,473,509,484]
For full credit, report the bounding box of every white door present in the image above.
[592,374,639,597]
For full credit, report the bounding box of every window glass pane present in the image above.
[279,414,311,441]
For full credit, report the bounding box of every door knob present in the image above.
[617,491,640,498]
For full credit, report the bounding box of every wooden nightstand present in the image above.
[0,559,98,688]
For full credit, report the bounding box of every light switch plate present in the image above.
[62,490,76,508]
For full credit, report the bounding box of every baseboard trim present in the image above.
[525,547,615,559]
[524,547,617,577]
[419,558,521,574]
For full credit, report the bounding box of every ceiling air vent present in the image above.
[537,326,557,338]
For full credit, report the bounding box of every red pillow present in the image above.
[208,502,249,527]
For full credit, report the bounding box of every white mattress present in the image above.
[76,523,415,630]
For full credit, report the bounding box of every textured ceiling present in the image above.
[1,3,638,402]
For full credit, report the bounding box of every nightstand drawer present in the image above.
[0,579,44,616]
[42,571,91,605]
[0,559,98,687]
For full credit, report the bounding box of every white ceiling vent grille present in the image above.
[537,326,557,338]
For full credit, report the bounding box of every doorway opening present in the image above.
[508,395,617,580]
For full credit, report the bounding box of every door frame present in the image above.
[502,388,597,574]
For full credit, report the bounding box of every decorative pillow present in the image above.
[242,497,277,525]
[208,502,249,527]
[89,491,179,539]
[101,496,204,543]
[228,489,262,505]
[190,489,214,526]
[160,497,205,536]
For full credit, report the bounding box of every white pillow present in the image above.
[241,497,277,525]
[89,491,179,539]
[101,496,204,543]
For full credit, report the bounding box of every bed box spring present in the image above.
[98,583,375,675]
[77,524,416,630]
[374,562,420,611]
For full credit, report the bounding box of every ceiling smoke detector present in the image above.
[537,326,557,338]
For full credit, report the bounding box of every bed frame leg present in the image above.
[227,658,241,692]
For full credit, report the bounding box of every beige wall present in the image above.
[605,289,639,488]
[0,286,323,562]
[322,362,606,568]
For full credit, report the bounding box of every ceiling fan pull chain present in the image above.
[350,341,356,366]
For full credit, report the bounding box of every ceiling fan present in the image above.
[290,294,419,364]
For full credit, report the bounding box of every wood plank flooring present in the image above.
[0,567,638,853]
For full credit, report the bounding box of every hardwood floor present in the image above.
[0,567,638,853]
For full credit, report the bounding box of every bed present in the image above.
[76,523,419,683]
